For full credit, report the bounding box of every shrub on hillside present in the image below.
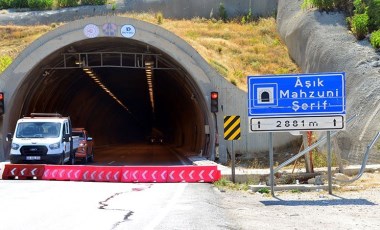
[57,0,77,7]
[367,0,380,31]
[302,0,352,13]
[27,0,53,9]
[370,30,380,48]
[335,0,354,14]
[302,0,333,11]
[218,3,228,22]
[351,13,369,39]
[80,0,107,5]
[0,55,12,73]
[0,0,28,8]
[353,0,367,14]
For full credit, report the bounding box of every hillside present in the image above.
[0,13,300,91]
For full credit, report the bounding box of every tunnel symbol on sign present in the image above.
[257,87,274,104]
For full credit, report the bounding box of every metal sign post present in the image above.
[231,140,235,183]
[327,131,332,194]
[224,116,241,183]
[269,132,275,196]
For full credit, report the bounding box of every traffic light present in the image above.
[0,92,4,115]
[210,91,218,113]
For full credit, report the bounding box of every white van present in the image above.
[7,113,79,165]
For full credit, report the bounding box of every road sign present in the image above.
[249,115,344,132]
[248,73,346,117]
[224,116,241,140]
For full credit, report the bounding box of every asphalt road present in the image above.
[2,177,380,230]
[90,144,191,166]
[0,180,232,230]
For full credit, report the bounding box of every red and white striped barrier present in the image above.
[2,164,45,179]
[82,166,121,182]
[1,164,221,183]
[43,165,83,181]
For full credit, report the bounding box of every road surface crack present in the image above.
[98,191,134,229]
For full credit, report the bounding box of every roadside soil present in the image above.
[217,171,380,229]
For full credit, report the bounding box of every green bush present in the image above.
[156,12,163,24]
[1,0,29,8]
[218,3,228,22]
[57,0,78,7]
[302,0,349,12]
[353,0,367,14]
[351,13,369,39]
[367,0,380,31]
[0,55,12,73]
[80,0,107,5]
[370,30,380,48]
[302,0,353,14]
[0,0,10,8]
[334,0,353,13]
[310,0,335,11]
[27,0,53,9]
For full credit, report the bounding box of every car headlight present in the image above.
[11,143,20,150]
[49,142,60,150]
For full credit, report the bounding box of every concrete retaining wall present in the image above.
[277,0,380,164]
[0,0,278,25]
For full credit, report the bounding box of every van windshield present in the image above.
[16,122,61,138]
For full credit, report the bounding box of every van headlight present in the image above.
[11,143,20,150]
[49,142,60,150]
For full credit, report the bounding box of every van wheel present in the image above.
[60,152,65,165]
[69,152,75,165]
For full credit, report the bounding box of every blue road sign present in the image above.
[248,73,346,117]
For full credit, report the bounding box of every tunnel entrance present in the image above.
[1,16,221,163]
[6,37,208,163]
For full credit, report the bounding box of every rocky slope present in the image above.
[277,0,380,164]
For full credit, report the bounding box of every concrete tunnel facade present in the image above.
[0,16,298,163]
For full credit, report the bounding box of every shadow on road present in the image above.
[260,198,377,206]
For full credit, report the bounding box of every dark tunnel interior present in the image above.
[11,37,207,155]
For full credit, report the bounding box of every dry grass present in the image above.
[0,24,54,58]
[337,171,380,192]
[0,13,300,90]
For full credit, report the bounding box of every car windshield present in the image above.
[16,122,61,138]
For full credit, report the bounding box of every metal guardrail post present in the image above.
[333,131,380,183]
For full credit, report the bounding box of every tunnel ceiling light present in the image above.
[145,60,155,113]
[81,68,131,113]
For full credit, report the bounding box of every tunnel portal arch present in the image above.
[0,16,220,161]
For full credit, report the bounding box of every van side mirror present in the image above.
[6,133,13,142]
[63,134,70,142]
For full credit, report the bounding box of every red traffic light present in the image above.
[211,92,218,99]
[210,91,218,113]
[0,92,4,115]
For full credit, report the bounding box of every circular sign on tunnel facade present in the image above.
[102,23,117,36]
[83,24,99,38]
[121,25,136,38]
